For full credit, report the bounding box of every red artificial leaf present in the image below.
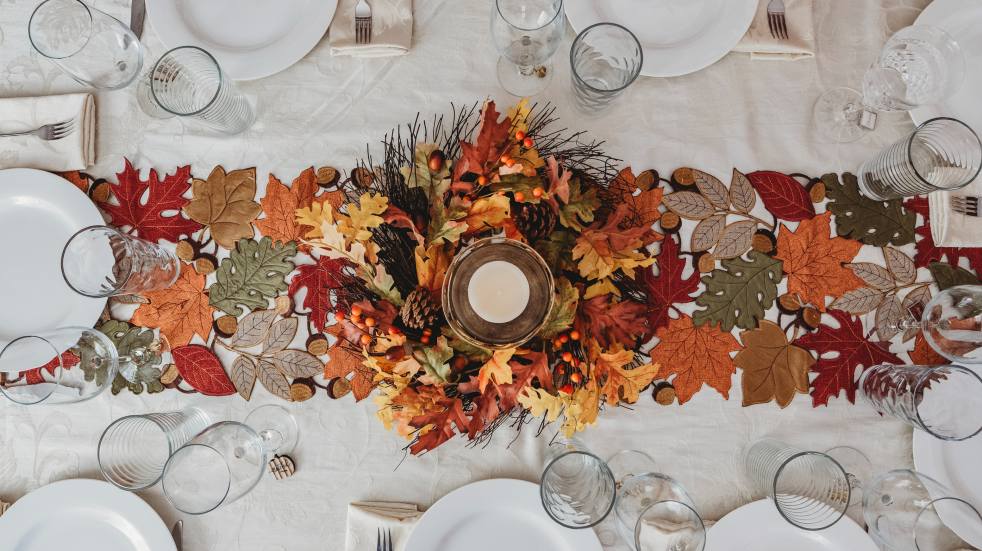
[796,309,901,407]
[453,101,513,181]
[409,392,469,454]
[23,351,80,384]
[98,159,203,243]
[458,350,554,438]
[642,235,700,335]
[905,197,982,273]
[747,171,815,222]
[575,295,648,349]
[172,345,236,396]
[289,257,351,331]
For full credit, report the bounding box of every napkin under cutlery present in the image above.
[0,93,95,171]
[929,187,982,247]
[733,0,815,61]
[344,501,421,551]
[329,0,413,57]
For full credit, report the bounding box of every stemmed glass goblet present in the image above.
[891,285,982,364]
[490,0,565,96]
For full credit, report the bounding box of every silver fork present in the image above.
[767,0,788,40]
[951,195,981,217]
[355,0,373,44]
[376,528,392,551]
[0,119,76,141]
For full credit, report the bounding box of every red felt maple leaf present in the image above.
[575,295,648,349]
[795,309,901,407]
[98,159,202,243]
[23,351,80,385]
[642,235,700,335]
[452,101,513,181]
[288,257,352,331]
[904,197,982,273]
[172,345,236,396]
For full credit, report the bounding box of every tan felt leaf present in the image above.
[846,262,895,291]
[269,349,323,378]
[714,220,756,259]
[729,169,756,213]
[257,359,292,400]
[184,166,262,249]
[691,214,726,252]
[775,212,863,310]
[131,268,214,347]
[875,296,903,342]
[230,355,257,401]
[664,191,715,220]
[229,309,278,347]
[829,287,885,314]
[884,247,917,285]
[264,318,298,353]
[694,169,729,210]
[255,169,318,246]
[736,320,813,408]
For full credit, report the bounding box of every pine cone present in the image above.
[515,201,558,242]
[400,286,443,331]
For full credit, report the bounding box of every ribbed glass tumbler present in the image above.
[570,23,643,112]
[540,438,616,529]
[745,438,851,531]
[98,408,211,490]
[858,117,982,200]
[62,225,180,298]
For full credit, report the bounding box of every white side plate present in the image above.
[913,430,982,548]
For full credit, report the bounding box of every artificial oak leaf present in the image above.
[131,268,213,347]
[453,100,512,182]
[775,212,863,310]
[561,386,601,436]
[184,166,262,249]
[746,171,815,222]
[288,257,350,331]
[409,394,469,454]
[98,159,202,242]
[584,278,619,300]
[693,251,783,331]
[796,309,902,407]
[534,230,578,273]
[462,193,511,233]
[601,361,660,406]
[172,345,236,396]
[735,321,813,408]
[324,344,376,401]
[575,295,648,349]
[413,336,455,385]
[608,167,664,228]
[255,169,318,246]
[824,173,916,247]
[648,315,741,404]
[341,193,388,243]
[476,348,516,393]
[295,200,334,239]
[415,243,451,293]
[558,178,600,232]
[539,277,579,339]
[642,235,700,334]
[518,387,564,422]
[547,156,572,203]
[209,237,297,316]
[573,205,657,281]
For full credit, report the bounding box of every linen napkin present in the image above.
[0,93,95,171]
[0,499,9,517]
[733,0,815,60]
[343,501,422,551]
[928,185,982,247]
[329,0,413,57]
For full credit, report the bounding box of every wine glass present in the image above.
[490,0,564,96]
[893,285,982,364]
[814,25,965,143]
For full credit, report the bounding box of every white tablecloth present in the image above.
[0,0,932,549]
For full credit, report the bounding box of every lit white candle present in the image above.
[467,260,530,323]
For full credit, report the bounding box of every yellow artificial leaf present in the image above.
[506,99,532,134]
[601,362,661,406]
[415,243,451,292]
[561,386,600,436]
[341,192,388,242]
[518,387,564,422]
[584,278,620,300]
[477,348,516,393]
[463,193,511,233]
[295,201,335,239]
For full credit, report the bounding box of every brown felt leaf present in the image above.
[664,191,715,220]
[691,214,725,252]
[729,169,756,213]
[846,262,895,290]
[184,166,262,249]
[258,358,292,400]
[228,309,278,347]
[902,285,932,341]
[693,169,729,209]
[775,212,864,310]
[255,169,318,246]
[230,355,257,400]
[714,220,756,259]
[875,295,903,341]
[736,321,813,408]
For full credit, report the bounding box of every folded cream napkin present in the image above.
[0,93,95,171]
[329,0,413,57]
[0,500,9,517]
[929,185,982,247]
[733,0,815,60]
[344,501,422,551]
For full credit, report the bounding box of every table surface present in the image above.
[0,0,933,549]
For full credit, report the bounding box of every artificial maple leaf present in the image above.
[546,156,572,203]
[476,348,516,393]
[735,321,814,408]
[98,159,202,243]
[648,315,741,404]
[775,212,863,310]
[573,205,657,281]
[415,243,451,293]
[453,100,513,182]
[462,193,510,233]
[590,345,659,405]
[796,309,902,407]
[904,196,982,274]
[288,256,351,331]
[131,267,213,347]
[255,169,318,246]
[575,295,648,349]
[324,343,375,400]
[184,166,262,249]
[518,387,564,422]
[642,235,700,335]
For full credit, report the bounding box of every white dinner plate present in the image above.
[910,0,982,131]
[706,499,878,551]
[146,0,338,81]
[0,479,175,551]
[0,169,106,371]
[913,430,982,548]
[565,0,757,78]
[405,479,603,551]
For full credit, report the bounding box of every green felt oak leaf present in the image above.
[928,262,981,290]
[539,277,579,339]
[558,178,600,232]
[210,237,297,316]
[693,251,783,331]
[98,320,163,393]
[823,173,916,247]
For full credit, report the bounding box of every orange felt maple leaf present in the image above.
[255,169,318,245]
[775,212,863,310]
[131,267,213,347]
[648,314,741,404]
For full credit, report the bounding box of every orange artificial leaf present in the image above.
[131,268,213,347]
[908,333,946,366]
[591,345,659,405]
[255,169,318,245]
[324,343,375,400]
[775,212,863,310]
[476,348,516,393]
[648,314,741,404]
[573,205,657,281]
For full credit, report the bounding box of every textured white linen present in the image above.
[329,0,413,57]
[0,93,95,170]
[0,1,933,550]
[344,501,421,551]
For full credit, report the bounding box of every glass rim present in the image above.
[906,117,982,193]
[28,0,94,60]
[0,334,64,405]
[540,447,616,529]
[634,499,706,551]
[61,224,132,298]
[244,403,300,454]
[97,413,174,491]
[772,450,850,531]
[912,364,982,441]
[162,442,232,515]
[570,22,644,95]
[914,496,982,540]
[150,46,225,118]
[494,0,564,32]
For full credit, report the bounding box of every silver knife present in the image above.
[171,520,183,551]
[130,0,146,39]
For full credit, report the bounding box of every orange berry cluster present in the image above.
[552,330,583,395]
[334,304,401,347]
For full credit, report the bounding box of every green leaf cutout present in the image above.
[99,320,164,395]
[823,173,916,247]
[210,237,297,316]
[929,262,981,290]
[693,252,783,331]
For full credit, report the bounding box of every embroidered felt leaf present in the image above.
[600,359,660,406]
[183,166,262,249]
[255,169,317,245]
[518,387,565,423]
[746,171,815,222]
[288,257,349,331]
[796,310,902,406]
[476,348,516,393]
[539,278,579,339]
[463,193,511,232]
[209,237,297,316]
[98,320,162,394]
[257,359,292,400]
[228,309,278,347]
[691,214,726,252]
[558,178,600,232]
[453,100,512,181]
[98,159,202,242]
[902,285,933,342]
[324,344,375,401]
[775,212,863,310]
[268,349,322,378]
[694,169,729,209]
[693,252,783,332]
[172,345,236,396]
[131,268,213,347]
[928,262,980,290]
[648,315,741,404]
[729,169,756,213]
[884,247,917,285]
[642,236,700,333]
[829,287,885,314]
[714,220,756,259]
[875,295,904,341]
[663,191,714,220]
[24,351,80,385]
[575,296,648,349]
[263,318,298,353]
[846,262,895,290]
[230,356,257,400]
[823,173,916,246]
[736,321,813,408]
